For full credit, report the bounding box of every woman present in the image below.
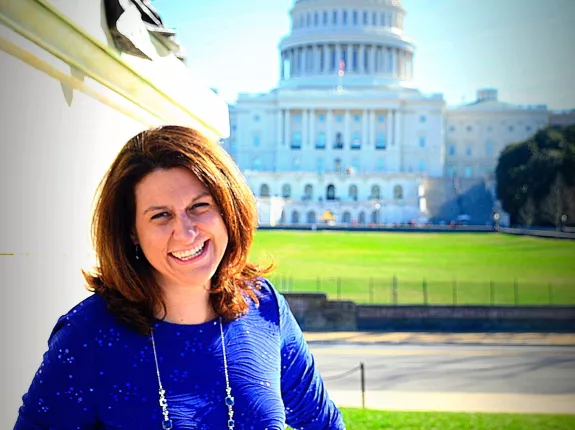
[15,126,345,429]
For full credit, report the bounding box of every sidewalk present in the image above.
[303,331,575,347]
[328,390,575,414]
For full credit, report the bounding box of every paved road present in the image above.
[308,340,575,413]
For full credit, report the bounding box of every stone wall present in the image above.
[284,293,575,332]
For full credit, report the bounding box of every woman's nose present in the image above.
[174,214,198,240]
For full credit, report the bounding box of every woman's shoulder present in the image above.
[249,277,290,318]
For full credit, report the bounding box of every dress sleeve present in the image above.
[14,314,99,429]
[272,285,346,429]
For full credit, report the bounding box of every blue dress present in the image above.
[15,280,345,429]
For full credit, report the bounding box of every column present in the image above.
[309,109,315,148]
[346,44,352,72]
[302,109,309,147]
[301,46,306,76]
[327,109,333,148]
[369,109,376,147]
[344,109,351,148]
[358,44,365,73]
[289,49,294,76]
[323,44,329,73]
[316,45,322,74]
[369,45,376,74]
[335,44,342,69]
[391,48,397,77]
[388,109,394,146]
[280,51,284,80]
[284,109,291,147]
[276,109,283,146]
[394,109,401,146]
[362,109,368,147]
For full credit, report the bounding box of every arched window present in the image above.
[260,184,270,197]
[279,210,285,224]
[334,158,342,172]
[326,184,336,200]
[394,185,403,199]
[343,211,351,223]
[282,184,291,198]
[304,184,313,200]
[291,210,300,224]
[334,132,343,149]
[358,211,366,224]
[371,210,378,224]
[252,157,261,171]
[349,185,358,201]
[371,185,381,199]
[306,211,316,224]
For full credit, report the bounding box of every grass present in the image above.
[250,231,575,305]
[330,408,575,429]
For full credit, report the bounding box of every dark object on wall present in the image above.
[103,0,185,61]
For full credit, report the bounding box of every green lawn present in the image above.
[332,408,575,429]
[250,231,575,305]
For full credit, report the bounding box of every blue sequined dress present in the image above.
[15,280,345,429]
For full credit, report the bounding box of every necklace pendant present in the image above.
[161,419,173,429]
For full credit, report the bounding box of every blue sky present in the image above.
[150,0,575,109]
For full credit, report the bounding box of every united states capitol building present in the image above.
[222,0,549,226]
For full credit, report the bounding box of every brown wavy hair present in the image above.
[84,125,273,335]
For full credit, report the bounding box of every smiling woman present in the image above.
[14,126,346,430]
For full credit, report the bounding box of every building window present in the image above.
[352,10,358,25]
[487,125,493,132]
[485,140,494,156]
[508,125,514,132]
[394,185,403,200]
[317,131,326,149]
[343,211,352,223]
[282,184,291,198]
[376,132,386,149]
[376,158,384,172]
[448,166,455,178]
[260,184,270,197]
[419,136,426,148]
[420,115,426,123]
[332,10,337,24]
[353,114,361,122]
[294,114,302,122]
[371,185,381,199]
[464,166,472,178]
[319,114,326,122]
[378,115,385,122]
[326,184,336,200]
[334,158,342,173]
[351,132,361,149]
[380,12,385,26]
[363,11,368,24]
[252,158,261,171]
[342,10,347,24]
[418,160,425,172]
[358,211,366,224]
[448,143,456,156]
[466,126,472,132]
[323,11,328,25]
[449,126,455,132]
[336,114,343,123]
[314,12,319,26]
[291,210,299,224]
[306,211,316,224]
[253,115,260,122]
[349,185,358,201]
[466,146,472,156]
[292,131,302,149]
[372,12,377,25]
[526,125,532,132]
[304,184,313,200]
[253,134,260,147]
[334,132,344,149]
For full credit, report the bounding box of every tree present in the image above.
[495,125,575,227]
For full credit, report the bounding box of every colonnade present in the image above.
[280,44,413,80]
[276,108,403,148]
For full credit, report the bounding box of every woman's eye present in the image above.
[151,212,169,220]
[191,202,210,211]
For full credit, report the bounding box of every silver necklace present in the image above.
[150,317,235,429]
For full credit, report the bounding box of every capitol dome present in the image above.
[279,0,415,90]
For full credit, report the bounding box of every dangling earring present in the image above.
[135,244,141,260]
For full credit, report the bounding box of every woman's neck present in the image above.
[158,283,216,325]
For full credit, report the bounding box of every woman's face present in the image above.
[133,167,229,291]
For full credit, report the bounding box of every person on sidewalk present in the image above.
[15,126,345,429]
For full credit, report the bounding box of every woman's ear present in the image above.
[130,232,139,245]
